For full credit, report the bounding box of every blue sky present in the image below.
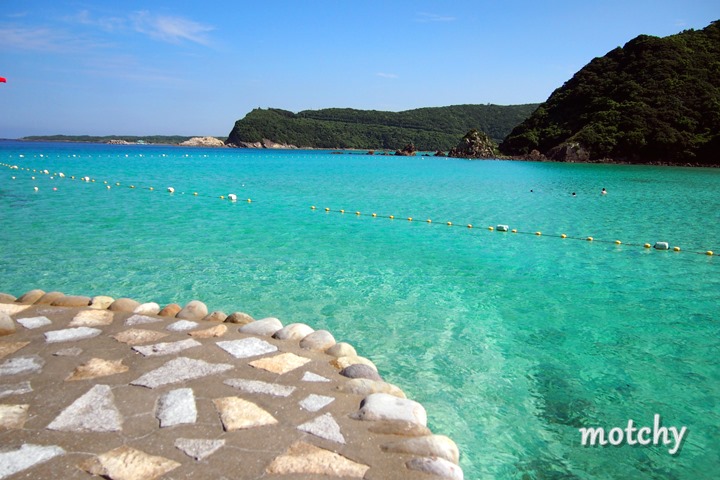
[0,1,717,138]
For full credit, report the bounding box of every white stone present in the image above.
[174,438,225,461]
[353,393,427,426]
[298,413,345,444]
[132,338,201,357]
[47,384,123,432]
[0,355,44,377]
[301,371,331,383]
[134,302,161,315]
[0,304,29,316]
[299,394,335,412]
[216,337,277,358]
[0,381,33,399]
[224,379,295,397]
[125,314,162,326]
[167,320,199,332]
[131,357,233,389]
[406,457,464,480]
[156,388,197,427]
[44,327,101,343]
[0,444,65,480]
[239,317,283,336]
[69,309,113,327]
[16,316,51,329]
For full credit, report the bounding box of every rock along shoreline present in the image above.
[0,289,464,479]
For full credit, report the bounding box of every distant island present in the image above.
[18,135,227,145]
[501,20,720,167]
[225,104,539,151]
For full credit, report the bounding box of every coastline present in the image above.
[0,289,464,479]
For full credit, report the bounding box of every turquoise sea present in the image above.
[1,141,718,479]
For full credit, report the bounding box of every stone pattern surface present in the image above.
[0,291,463,479]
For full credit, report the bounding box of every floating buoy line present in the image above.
[310,206,717,257]
[2,161,716,258]
[1,162,253,204]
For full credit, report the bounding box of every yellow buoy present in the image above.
[447,221,452,226]
[487,226,493,231]
[644,243,651,248]
[356,211,361,215]
[707,250,714,256]
[673,246,680,252]
[106,185,111,189]
[426,219,432,223]
[468,224,473,229]
[325,208,330,211]
[587,236,593,241]
[561,234,567,239]
[247,199,252,203]
[193,192,198,196]
[615,240,622,245]
[389,215,394,219]
[130,185,135,189]
[311,206,316,209]
[407,217,413,221]
[148,187,153,190]
[340,209,345,213]
[535,231,542,236]
[372,213,377,217]
[511,229,517,233]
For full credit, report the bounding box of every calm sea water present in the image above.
[1,141,718,479]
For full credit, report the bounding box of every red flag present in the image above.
[0,77,6,83]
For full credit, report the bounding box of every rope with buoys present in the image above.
[310,206,717,257]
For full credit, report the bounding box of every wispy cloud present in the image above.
[131,11,214,46]
[68,9,126,32]
[376,72,398,79]
[415,12,456,23]
[0,26,110,52]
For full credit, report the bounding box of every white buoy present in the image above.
[497,225,509,232]
[58,172,65,178]
[654,242,669,250]
[228,193,237,202]
[167,187,175,193]
[33,186,38,191]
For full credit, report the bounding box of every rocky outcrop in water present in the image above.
[448,129,497,158]
[179,137,225,147]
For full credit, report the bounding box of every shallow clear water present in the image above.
[1,141,718,479]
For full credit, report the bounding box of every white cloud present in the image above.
[376,72,398,79]
[415,12,456,23]
[131,11,214,46]
[0,26,109,52]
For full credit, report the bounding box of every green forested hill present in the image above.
[226,104,538,150]
[501,21,720,166]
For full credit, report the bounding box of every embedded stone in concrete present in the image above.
[0,341,30,359]
[156,388,197,427]
[53,347,82,357]
[69,309,113,327]
[133,338,201,357]
[134,302,161,315]
[158,303,181,317]
[174,438,225,461]
[265,441,369,477]
[340,363,383,381]
[273,323,314,341]
[353,393,427,426]
[298,413,345,444]
[213,396,278,431]
[176,300,208,320]
[131,357,233,389]
[382,435,460,465]
[15,289,45,304]
[0,381,32,399]
[89,295,115,309]
[339,378,406,398]
[112,329,169,345]
[0,444,65,479]
[299,394,335,412]
[80,446,180,480]
[0,313,16,336]
[125,314,162,326]
[330,355,378,372]
[0,355,44,376]
[34,291,64,305]
[66,358,129,381]
[189,324,227,338]
[325,342,357,358]
[300,329,336,351]
[249,352,311,375]
[202,311,227,322]
[167,320,198,332]
[216,337,277,359]
[16,316,52,330]
[301,371,331,383]
[239,317,283,336]
[0,304,29,316]
[108,297,140,312]
[51,295,91,307]
[47,384,123,432]
[0,404,29,429]
[406,456,464,480]
[44,326,102,343]
[224,378,296,397]
[224,311,254,325]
